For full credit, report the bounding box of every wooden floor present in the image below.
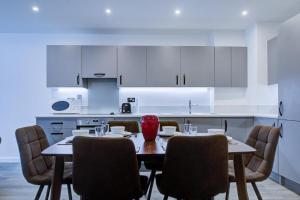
[0,163,299,200]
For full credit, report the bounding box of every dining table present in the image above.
[42,133,256,200]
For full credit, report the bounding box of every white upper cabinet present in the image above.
[81,46,117,78]
[146,46,181,87]
[47,45,84,87]
[117,46,147,87]
[180,46,215,87]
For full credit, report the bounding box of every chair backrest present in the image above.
[15,125,53,184]
[161,135,228,199]
[108,121,140,133]
[72,137,143,200]
[159,121,180,132]
[244,125,280,178]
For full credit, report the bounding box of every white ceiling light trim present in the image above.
[174,9,181,16]
[32,5,39,13]
[105,8,112,15]
[241,10,248,16]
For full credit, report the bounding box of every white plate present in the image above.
[158,131,183,137]
[103,134,124,138]
[226,136,233,141]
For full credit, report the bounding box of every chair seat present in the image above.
[30,162,73,185]
[228,161,265,182]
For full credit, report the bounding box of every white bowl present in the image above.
[111,126,125,134]
[162,126,177,135]
[207,129,225,135]
[72,130,89,137]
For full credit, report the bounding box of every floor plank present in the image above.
[0,163,299,200]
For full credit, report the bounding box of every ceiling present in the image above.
[1,0,300,33]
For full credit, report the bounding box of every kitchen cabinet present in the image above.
[180,46,214,87]
[185,118,222,133]
[268,37,278,85]
[36,118,77,144]
[231,47,247,87]
[117,46,147,87]
[278,14,300,121]
[47,45,84,87]
[222,118,253,142]
[214,47,248,87]
[278,120,300,184]
[82,46,117,78]
[146,46,181,87]
[214,47,232,87]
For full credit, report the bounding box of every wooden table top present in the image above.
[42,133,256,157]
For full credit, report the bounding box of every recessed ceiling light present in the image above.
[32,5,39,13]
[174,9,181,16]
[242,10,248,16]
[105,8,112,15]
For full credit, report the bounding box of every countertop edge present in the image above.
[36,113,278,119]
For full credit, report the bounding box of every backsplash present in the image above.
[50,80,277,115]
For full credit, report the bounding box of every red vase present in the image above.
[141,115,159,141]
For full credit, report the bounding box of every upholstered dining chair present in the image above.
[15,125,73,200]
[108,120,140,133]
[72,136,148,200]
[144,121,180,200]
[156,135,228,200]
[225,125,280,200]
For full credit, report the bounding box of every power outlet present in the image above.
[127,97,136,103]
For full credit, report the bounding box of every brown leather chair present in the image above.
[144,121,180,200]
[15,125,72,200]
[159,121,180,132]
[72,136,148,200]
[225,125,280,200]
[108,120,140,133]
[156,135,228,200]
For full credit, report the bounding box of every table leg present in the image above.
[233,154,248,200]
[50,156,64,200]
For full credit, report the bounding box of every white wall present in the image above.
[0,28,276,160]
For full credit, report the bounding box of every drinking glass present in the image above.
[95,124,109,136]
[189,126,198,135]
[183,124,191,134]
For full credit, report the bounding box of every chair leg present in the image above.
[251,182,263,200]
[45,185,51,200]
[225,182,230,200]
[163,195,168,200]
[147,170,156,200]
[67,184,73,200]
[34,185,44,200]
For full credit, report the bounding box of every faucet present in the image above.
[189,100,192,114]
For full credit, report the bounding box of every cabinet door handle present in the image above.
[279,123,283,138]
[176,75,179,85]
[272,122,276,127]
[119,75,122,85]
[224,120,228,133]
[94,73,106,77]
[279,101,283,116]
[183,74,186,85]
[50,122,63,125]
[50,132,64,135]
[77,73,80,85]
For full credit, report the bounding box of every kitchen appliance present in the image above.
[76,118,104,134]
[121,103,131,113]
[50,98,81,114]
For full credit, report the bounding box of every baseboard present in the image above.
[0,157,20,163]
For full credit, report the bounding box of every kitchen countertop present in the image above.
[36,113,278,119]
